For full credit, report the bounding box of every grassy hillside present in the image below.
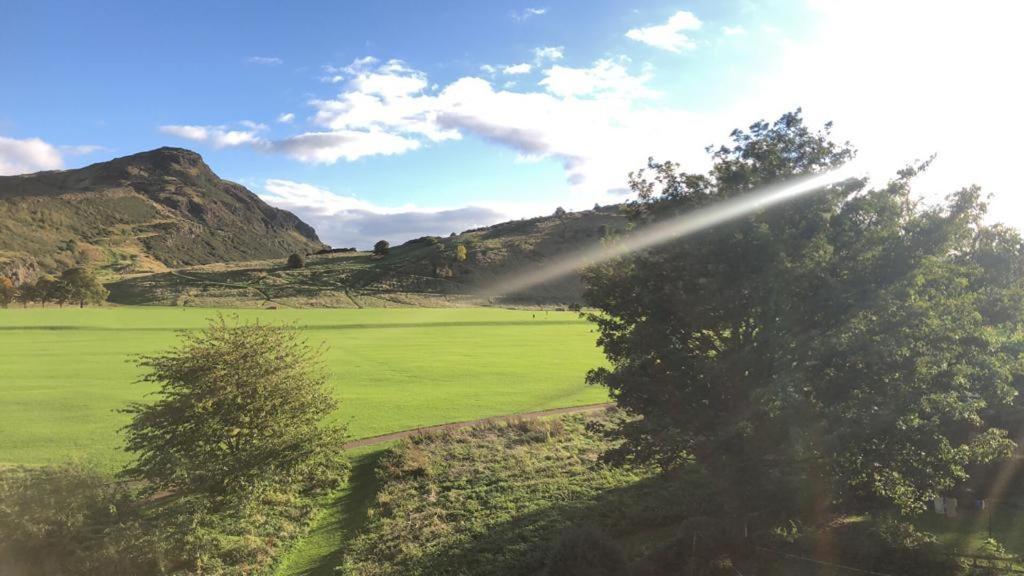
[107,205,628,307]
[332,413,711,576]
[0,307,607,468]
[0,147,323,281]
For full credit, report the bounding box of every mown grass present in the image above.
[0,307,607,469]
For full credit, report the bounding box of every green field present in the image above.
[0,307,607,468]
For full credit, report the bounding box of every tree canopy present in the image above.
[120,317,347,498]
[59,268,108,308]
[374,240,390,256]
[584,110,1024,516]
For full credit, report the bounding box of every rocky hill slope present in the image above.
[0,147,324,281]
[107,205,628,307]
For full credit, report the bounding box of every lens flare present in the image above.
[481,166,858,299]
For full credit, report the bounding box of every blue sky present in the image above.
[1,1,1021,247]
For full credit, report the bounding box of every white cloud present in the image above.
[626,10,703,52]
[0,136,63,175]
[247,56,283,65]
[159,124,263,148]
[259,179,509,247]
[533,46,564,64]
[239,120,268,131]
[277,112,295,124]
[512,7,547,21]
[158,55,716,204]
[268,130,421,163]
[502,63,532,75]
[480,64,497,75]
[722,25,747,36]
[540,58,657,99]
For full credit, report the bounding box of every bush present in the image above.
[544,525,628,576]
[374,240,390,256]
[0,464,162,576]
[286,253,305,269]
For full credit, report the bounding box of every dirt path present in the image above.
[342,402,613,450]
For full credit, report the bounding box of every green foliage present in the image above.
[0,463,162,576]
[374,240,390,256]
[584,110,1024,516]
[286,252,305,269]
[120,317,348,498]
[59,267,109,307]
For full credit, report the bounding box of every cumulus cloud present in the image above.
[259,179,507,247]
[158,55,719,203]
[247,56,283,65]
[626,10,703,52]
[540,58,657,99]
[532,46,564,64]
[277,112,295,123]
[268,130,421,163]
[159,124,263,148]
[0,136,64,175]
[502,63,532,75]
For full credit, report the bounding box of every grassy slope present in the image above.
[0,307,607,468]
[106,206,628,307]
[332,414,707,576]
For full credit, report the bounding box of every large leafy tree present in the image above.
[584,111,1024,516]
[59,267,108,308]
[120,318,347,498]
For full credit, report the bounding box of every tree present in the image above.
[15,281,37,307]
[584,110,1023,517]
[59,268,108,308]
[553,206,567,217]
[0,277,15,308]
[455,244,468,262]
[374,240,390,256]
[120,318,348,497]
[36,276,65,307]
[287,253,305,269]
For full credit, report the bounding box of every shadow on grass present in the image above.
[277,447,389,576]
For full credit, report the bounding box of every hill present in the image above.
[0,147,324,282]
[107,205,628,307]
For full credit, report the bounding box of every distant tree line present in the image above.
[6,267,108,308]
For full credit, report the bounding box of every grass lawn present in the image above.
[0,306,607,469]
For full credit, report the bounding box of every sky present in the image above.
[1,0,1021,248]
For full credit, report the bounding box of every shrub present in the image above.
[0,464,162,576]
[286,253,305,269]
[120,317,348,499]
[374,240,390,256]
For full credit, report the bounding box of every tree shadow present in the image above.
[278,447,388,576]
